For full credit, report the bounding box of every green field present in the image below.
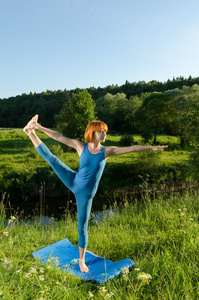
[0,129,194,203]
[0,188,199,299]
[0,129,198,299]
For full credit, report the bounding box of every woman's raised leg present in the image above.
[23,116,76,190]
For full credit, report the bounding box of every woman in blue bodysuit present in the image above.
[23,115,167,272]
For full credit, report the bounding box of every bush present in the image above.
[141,130,153,143]
[189,148,199,181]
[119,135,136,146]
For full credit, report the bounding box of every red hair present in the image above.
[84,120,108,142]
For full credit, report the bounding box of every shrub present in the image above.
[119,135,135,146]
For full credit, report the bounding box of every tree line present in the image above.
[0,76,199,143]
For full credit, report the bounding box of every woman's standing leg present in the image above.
[75,190,93,273]
[79,247,89,273]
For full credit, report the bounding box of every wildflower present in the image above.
[0,291,3,296]
[88,291,94,298]
[39,267,45,273]
[99,287,107,293]
[134,268,140,271]
[3,231,9,237]
[24,273,32,279]
[189,218,194,221]
[39,275,45,281]
[1,258,14,270]
[137,273,152,280]
[137,272,152,285]
[56,281,61,285]
[121,267,129,275]
[30,267,37,273]
[121,267,130,281]
[15,269,22,274]
[71,259,78,264]
[105,292,114,299]
[123,274,129,281]
[8,216,16,225]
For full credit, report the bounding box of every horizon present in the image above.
[1,75,197,100]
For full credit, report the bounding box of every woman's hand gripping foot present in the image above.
[23,115,39,135]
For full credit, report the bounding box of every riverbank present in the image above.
[2,180,197,220]
[0,188,199,299]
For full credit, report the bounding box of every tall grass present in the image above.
[0,188,199,299]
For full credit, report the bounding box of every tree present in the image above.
[123,95,143,133]
[134,92,175,144]
[134,85,199,146]
[55,90,96,142]
[161,85,199,146]
[178,85,199,180]
[176,84,199,144]
[95,92,128,132]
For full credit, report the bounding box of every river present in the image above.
[2,181,197,221]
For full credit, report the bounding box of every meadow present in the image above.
[0,188,199,299]
[0,128,194,205]
[0,129,199,299]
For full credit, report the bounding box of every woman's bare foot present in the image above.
[23,115,39,135]
[23,122,33,136]
[79,259,89,273]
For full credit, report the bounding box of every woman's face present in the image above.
[93,127,107,143]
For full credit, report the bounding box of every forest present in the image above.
[1,76,199,138]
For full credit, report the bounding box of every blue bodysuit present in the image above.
[36,142,106,248]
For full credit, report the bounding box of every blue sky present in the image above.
[1,0,199,99]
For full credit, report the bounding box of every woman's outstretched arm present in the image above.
[105,145,168,158]
[29,115,84,155]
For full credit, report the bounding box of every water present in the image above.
[3,182,197,221]
[3,190,120,221]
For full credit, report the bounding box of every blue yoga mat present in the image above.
[32,238,135,284]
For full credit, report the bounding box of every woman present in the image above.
[23,115,167,273]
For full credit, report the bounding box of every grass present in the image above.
[0,188,199,299]
[0,129,194,201]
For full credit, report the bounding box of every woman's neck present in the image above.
[88,142,101,154]
[88,142,101,149]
